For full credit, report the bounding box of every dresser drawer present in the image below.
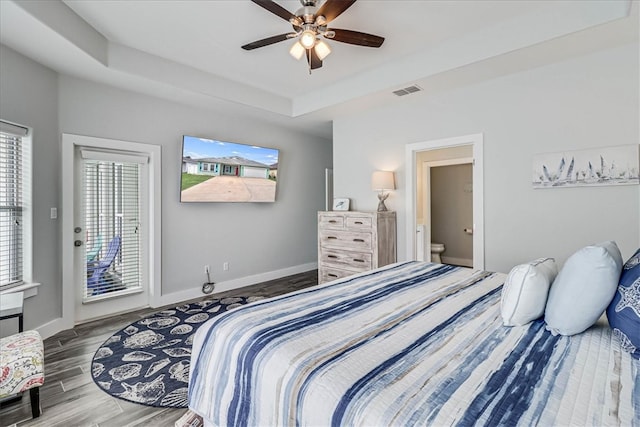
[317,211,396,285]
[320,267,354,283]
[345,216,372,230]
[318,213,344,229]
[319,230,372,251]
[320,249,372,271]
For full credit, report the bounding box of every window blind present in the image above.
[84,159,142,300]
[0,127,24,288]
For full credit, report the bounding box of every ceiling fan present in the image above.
[242,0,385,72]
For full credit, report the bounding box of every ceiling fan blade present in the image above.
[328,28,384,47]
[241,33,292,50]
[307,48,323,70]
[316,0,357,24]
[250,0,296,22]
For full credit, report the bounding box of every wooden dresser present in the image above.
[318,211,397,284]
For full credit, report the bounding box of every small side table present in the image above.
[0,292,24,332]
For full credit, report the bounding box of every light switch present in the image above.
[50,207,57,219]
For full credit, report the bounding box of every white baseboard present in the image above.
[30,262,317,340]
[36,317,72,341]
[156,262,318,308]
[442,256,474,268]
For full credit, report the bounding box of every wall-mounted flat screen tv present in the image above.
[180,135,279,202]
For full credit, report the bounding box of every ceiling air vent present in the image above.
[392,84,423,97]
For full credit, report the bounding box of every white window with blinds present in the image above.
[82,150,146,301]
[0,121,30,290]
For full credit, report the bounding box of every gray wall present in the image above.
[431,164,473,264]
[0,45,60,331]
[1,44,332,332]
[334,43,639,273]
[58,76,332,296]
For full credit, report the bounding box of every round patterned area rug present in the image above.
[91,296,264,408]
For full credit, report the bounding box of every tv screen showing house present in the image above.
[180,135,279,202]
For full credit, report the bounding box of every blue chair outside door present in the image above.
[87,236,121,295]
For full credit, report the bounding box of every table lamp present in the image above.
[371,170,395,211]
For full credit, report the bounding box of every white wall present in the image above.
[0,45,60,331]
[334,42,639,273]
[1,44,332,333]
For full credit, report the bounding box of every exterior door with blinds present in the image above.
[74,148,150,323]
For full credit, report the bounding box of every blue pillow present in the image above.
[545,241,623,336]
[606,248,640,359]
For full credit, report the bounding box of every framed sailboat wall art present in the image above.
[532,144,640,189]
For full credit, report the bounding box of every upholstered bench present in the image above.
[0,330,44,418]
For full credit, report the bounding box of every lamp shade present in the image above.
[371,170,395,191]
[289,41,305,60]
[314,40,331,60]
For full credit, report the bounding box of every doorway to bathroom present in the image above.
[423,159,473,267]
[405,133,484,270]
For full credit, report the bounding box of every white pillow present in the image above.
[501,258,557,326]
[544,241,623,336]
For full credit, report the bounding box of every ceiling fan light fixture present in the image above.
[244,0,385,72]
[289,40,306,60]
[314,39,331,60]
[300,29,317,49]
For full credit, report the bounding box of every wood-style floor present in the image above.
[0,270,318,427]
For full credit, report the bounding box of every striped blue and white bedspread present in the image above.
[188,262,639,426]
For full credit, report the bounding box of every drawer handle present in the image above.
[328,220,337,223]
[328,273,338,278]
[327,236,338,240]
[353,238,365,243]
[353,259,365,263]
[355,221,363,225]
[327,255,338,259]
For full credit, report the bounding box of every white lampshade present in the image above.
[371,170,395,191]
[289,41,305,60]
[314,40,331,61]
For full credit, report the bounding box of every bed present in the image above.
[188,262,639,426]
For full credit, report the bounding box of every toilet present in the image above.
[431,242,446,263]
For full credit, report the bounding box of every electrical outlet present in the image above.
[204,265,210,274]
[223,262,229,271]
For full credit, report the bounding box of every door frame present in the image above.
[422,157,473,264]
[405,133,484,269]
[61,133,162,328]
